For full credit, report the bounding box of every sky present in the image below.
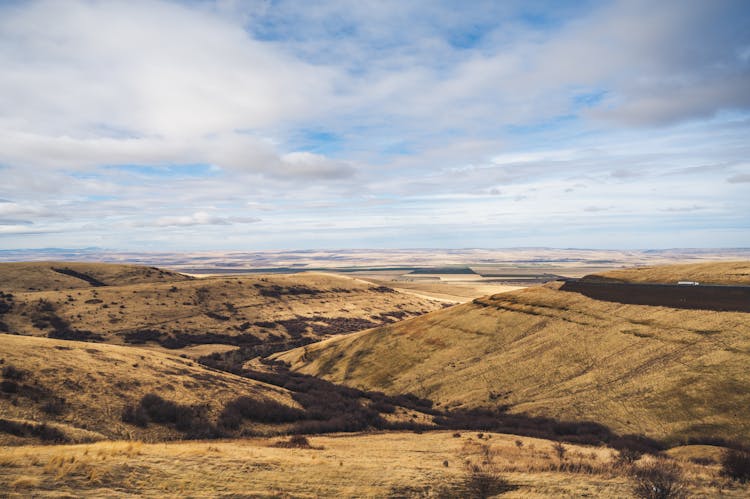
[0,0,749,251]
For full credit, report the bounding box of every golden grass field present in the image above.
[2,261,750,497]
[0,264,442,354]
[0,334,298,444]
[1,431,747,498]
[590,261,750,285]
[277,263,750,446]
[355,276,525,303]
[0,262,190,292]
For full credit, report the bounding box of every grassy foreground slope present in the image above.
[0,262,190,291]
[3,432,747,498]
[587,261,750,285]
[0,334,297,444]
[277,263,750,445]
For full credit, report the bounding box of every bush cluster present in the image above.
[26,299,103,342]
[123,329,262,349]
[199,336,316,374]
[2,365,28,381]
[204,311,230,321]
[721,448,750,483]
[256,284,321,298]
[273,435,315,449]
[0,418,68,443]
[0,291,14,317]
[631,460,685,499]
[218,396,305,430]
[0,363,68,414]
[122,393,222,439]
[432,407,664,454]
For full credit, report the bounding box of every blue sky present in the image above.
[0,0,749,250]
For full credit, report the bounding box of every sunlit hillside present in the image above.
[0,333,298,444]
[0,264,442,357]
[587,261,750,285]
[0,262,190,292]
[277,263,750,446]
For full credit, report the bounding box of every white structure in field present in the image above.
[677,281,700,286]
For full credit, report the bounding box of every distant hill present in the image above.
[0,262,190,292]
[276,262,750,445]
[584,261,750,285]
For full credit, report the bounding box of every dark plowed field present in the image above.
[560,280,750,312]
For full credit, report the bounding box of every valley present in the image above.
[1,260,749,497]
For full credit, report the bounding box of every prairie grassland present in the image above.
[356,276,525,303]
[1,432,746,497]
[0,334,297,443]
[591,261,750,285]
[277,265,750,445]
[0,262,190,292]
[1,268,441,352]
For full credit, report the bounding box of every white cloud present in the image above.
[0,0,748,249]
[0,0,336,138]
[151,211,260,227]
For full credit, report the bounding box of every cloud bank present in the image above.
[0,0,748,249]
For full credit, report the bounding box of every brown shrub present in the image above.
[273,435,320,449]
[631,460,686,499]
[721,448,750,483]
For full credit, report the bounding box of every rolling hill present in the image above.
[276,262,750,446]
[0,262,190,292]
[0,263,442,357]
[0,333,299,444]
[0,333,448,447]
[584,261,750,285]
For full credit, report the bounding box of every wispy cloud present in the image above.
[150,212,260,227]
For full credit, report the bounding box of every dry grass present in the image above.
[0,267,441,348]
[0,333,297,444]
[277,263,750,445]
[0,432,746,498]
[0,262,189,292]
[591,261,750,285]
[9,475,41,489]
[357,276,525,303]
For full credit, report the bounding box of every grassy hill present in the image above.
[0,265,441,356]
[585,261,750,285]
[0,262,190,292]
[0,333,450,447]
[0,333,299,444]
[276,262,750,446]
